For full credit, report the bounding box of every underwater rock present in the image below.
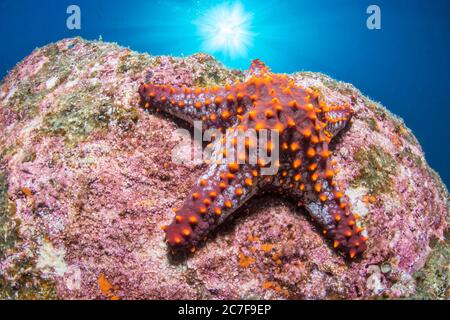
[0,37,448,299]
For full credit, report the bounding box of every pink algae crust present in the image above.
[0,38,448,300]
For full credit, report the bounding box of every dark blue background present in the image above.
[1,0,449,187]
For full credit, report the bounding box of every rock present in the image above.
[0,37,448,299]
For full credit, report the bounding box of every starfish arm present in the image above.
[246,59,271,77]
[138,82,253,130]
[302,182,367,259]
[283,145,368,258]
[163,137,260,252]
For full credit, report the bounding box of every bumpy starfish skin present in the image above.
[138,60,367,258]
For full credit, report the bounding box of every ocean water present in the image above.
[1,0,449,187]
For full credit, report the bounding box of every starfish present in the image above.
[138,60,367,259]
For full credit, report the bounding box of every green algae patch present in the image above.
[364,117,380,133]
[42,43,61,58]
[40,85,139,146]
[7,80,48,121]
[363,98,389,120]
[191,54,244,87]
[116,49,154,75]
[294,71,358,98]
[6,44,73,121]
[4,39,127,123]
[0,144,17,162]
[351,146,397,195]
[324,78,356,97]
[0,172,58,299]
[137,53,243,88]
[0,172,18,261]
[399,146,423,167]
[0,255,58,300]
[393,120,418,146]
[413,240,450,299]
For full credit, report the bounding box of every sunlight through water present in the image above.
[194,2,254,59]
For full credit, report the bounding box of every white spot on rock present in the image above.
[64,265,81,290]
[389,230,401,249]
[390,272,416,297]
[2,85,17,103]
[366,265,385,295]
[346,186,369,218]
[45,76,58,89]
[36,240,67,276]
[65,79,78,89]
[339,147,349,158]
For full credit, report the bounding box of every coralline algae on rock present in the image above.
[0,37,448,299]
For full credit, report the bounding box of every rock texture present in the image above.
[0,37,448,299]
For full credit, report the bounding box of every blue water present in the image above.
[1,0,449,187]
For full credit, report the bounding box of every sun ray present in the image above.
[194,2,254,59]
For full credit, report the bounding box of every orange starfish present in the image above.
[139,60,367,259]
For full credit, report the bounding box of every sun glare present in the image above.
[195,2,254,59]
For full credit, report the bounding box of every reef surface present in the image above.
[0,38,448,299]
